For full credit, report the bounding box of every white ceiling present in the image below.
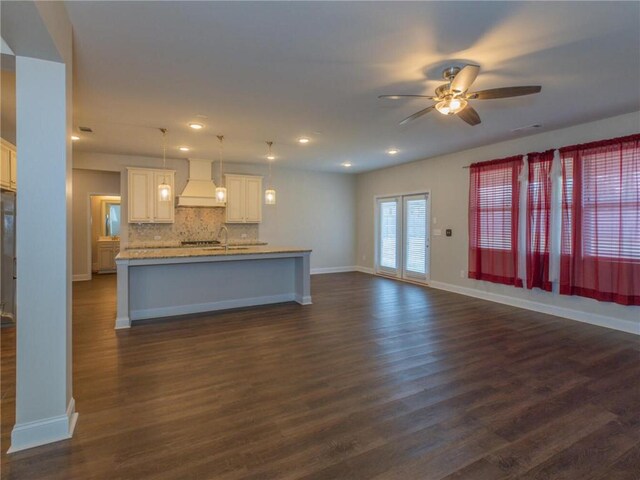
[66,1,640,173]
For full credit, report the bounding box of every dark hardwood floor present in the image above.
[1,272,639,479]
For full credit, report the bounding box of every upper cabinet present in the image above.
[1,140,16,192]
[127,167,175,223]
[225,174,262,223]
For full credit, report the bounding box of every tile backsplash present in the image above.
[125,207,259,247]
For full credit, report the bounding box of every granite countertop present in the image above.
[116,245,311,260]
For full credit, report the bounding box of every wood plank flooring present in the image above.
[1,272,639,479]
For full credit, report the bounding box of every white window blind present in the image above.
[405,198,426,274]
[477,170,514,251]
[380,201,397,269]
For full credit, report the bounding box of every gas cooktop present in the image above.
[181,240,221,247]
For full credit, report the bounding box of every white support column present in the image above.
[9,56,77,453]
[295,252,313,305]
[115,259,131,329]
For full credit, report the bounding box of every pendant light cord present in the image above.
[160,128,168,182]
[217,135,224,183]
[267,141,273,188]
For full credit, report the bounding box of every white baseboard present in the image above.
[115,317,131,330]
[8,398,78,453]
[296,294,313,305]
[311,266,358,275]
[428,281,639,335]
[130,293,299,322]
[72,273,91,282]
[354,266,375,275]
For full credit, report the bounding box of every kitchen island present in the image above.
[114,246,312,329]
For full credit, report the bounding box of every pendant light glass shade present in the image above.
[158,129,172,202]
[265,141,276,205]
[265,189,276,205]
[158,181,171,202]
[215,186,227,203]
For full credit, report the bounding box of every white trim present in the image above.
[428,281,640,335]
[1,37,14,55]
[311,266,357,275]
[354,266,375,275]
[8,398,78,453]
[72,273,91,282]
[130,293,298,322]
[115,316,131,330]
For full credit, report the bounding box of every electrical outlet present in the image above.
[362,254,366,261]
[154,235,161,240]
[460,270,465,278]
[241,233,247,239]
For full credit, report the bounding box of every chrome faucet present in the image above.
[218,225,229,250]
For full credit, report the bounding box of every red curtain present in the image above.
[526,150,554,291]
[469,156,523,287]
[560,133,640,306]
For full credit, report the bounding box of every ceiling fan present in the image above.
[379,64,541,126]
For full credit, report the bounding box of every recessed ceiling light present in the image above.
[189,122,204,130]
[267,154,275,160]
[71,135,80,141]
[387,149,399,155]
[298,137,310,144]
[342,162,352,168]
[179,146,190,152]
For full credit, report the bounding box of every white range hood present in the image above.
[178,159,225,207]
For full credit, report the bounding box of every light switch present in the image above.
[433,229,442,236]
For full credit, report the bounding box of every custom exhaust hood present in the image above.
[177,159,225,207]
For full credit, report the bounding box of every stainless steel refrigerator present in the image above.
[1,190,16,325]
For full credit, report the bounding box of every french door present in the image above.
[376,193,430,282]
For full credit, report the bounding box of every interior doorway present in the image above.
[89,195,121,275]
[375,192,431,283]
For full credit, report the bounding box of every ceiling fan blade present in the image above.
[399,105,435,125]
[378,94,435,100]
[450,64,480,94]
[469,86,541,100]
[458,105,481,126]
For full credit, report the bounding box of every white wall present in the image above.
[356,112,640,334]
[71,169,120,279]
[73,152,357,270]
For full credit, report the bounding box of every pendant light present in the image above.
[265,141,276,205]
[215,135,227,203]
[157,128,172,202]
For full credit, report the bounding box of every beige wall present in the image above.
[72,169,120,278]
[356,111,640,330]
[73,152,357,270]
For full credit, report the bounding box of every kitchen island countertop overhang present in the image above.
[115,246,312,329]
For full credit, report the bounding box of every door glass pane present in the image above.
[380,201,397,269]
[405,198,426,274]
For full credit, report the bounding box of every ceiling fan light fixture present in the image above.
[435,98,467,116]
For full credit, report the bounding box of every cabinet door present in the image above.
[10,151,16,190]
[0,146,11,189]
[153,171,175,223]
[98,245,115,272]
[128,170,152,222]
[225,175,245,223]
[244,176,262,223]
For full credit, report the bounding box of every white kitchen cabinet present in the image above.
[225,174,262,223]
[127,167,175,223]
[97,239,119,273]
[1,140,16,192]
